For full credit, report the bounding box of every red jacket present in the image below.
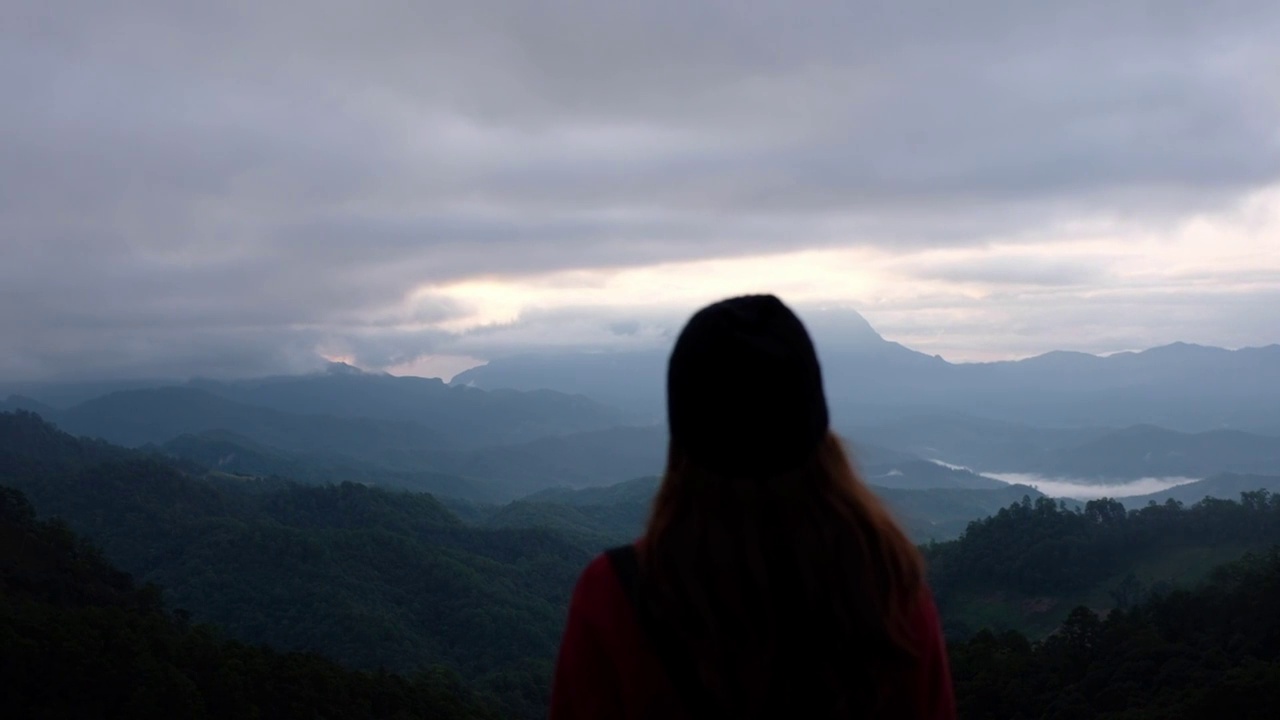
[550,551,957,720]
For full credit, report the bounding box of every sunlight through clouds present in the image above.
[417,247,888,334]
[402,183,1280,365]
[4,0,1279,379]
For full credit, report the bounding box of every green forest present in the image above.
[5,409,1280,718]
[0,485,500,720]
[949,549,1280,719]
[0,411,588,718]
[926,491,1280,637]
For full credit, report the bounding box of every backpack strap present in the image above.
[606,544,718,718]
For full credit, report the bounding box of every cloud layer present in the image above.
[3,1,1279,380]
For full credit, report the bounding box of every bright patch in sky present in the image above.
[411,184,1280,362]
[421,247,886,332]
[3,0,1279,380]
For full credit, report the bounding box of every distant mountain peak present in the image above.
[2,394,56,415]
[324,361,367,376]
[1135,341,1233,358]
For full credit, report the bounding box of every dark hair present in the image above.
[639,432,926,718]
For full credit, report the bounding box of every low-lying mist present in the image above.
[926,459,1200,500]
[983,472,1200,501]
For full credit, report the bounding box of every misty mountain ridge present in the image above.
[3,307,1276,504]
[6,309,1277,435]
[152,430,502,501]
[853,416,1280,482]
[499,473,1044,544]
[185,367,632,446]
[453,310,1280,433]
[14,371,632,452]
[3,361,633,448]
[11,392,1277,502]
[42,386,452,466]
[1120,473,1280,509]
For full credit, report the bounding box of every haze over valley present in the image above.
[6,309,1280,537]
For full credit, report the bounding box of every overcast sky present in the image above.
[4,1,1279,382]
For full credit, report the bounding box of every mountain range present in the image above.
[3,310,1278,502]
[4,311,1279,720]
[483,474,1047,544]
[454,316,1280,434]
[850,416,1280,480]
[6,409,1280,720]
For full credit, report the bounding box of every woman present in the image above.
[550,295,955,719]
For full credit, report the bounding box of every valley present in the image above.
[4,328,1280,719]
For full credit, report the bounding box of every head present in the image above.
[641,295,925,718]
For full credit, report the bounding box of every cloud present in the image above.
[610,321,641,337]
[896,256,1110,287]
[2,1,1279,380]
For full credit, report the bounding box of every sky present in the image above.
[3,0,1280,382]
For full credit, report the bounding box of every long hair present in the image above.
[639,432,926,718]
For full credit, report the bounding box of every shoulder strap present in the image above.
[605,544,641,599]
[606,544,719,718]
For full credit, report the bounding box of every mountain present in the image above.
[31,381,1043,499]
[846,439,920,468]
[156,430,502,501]
[190,364,631,448]
[950,549,1280,719]
[452,311,948,424]
[9,364,632,455]
[430,425,667,491]
[1121,473,1280,508]
[852,416,1280,481]
[872,341,1280,432]
[0,378,177,408]
[424,426,918,495]
[926,492,1280,639]
[455,350,671,423]
[871,484,1044,542]
[10,409,1280,720]
[453,311,1280,433]
[154,424,653,502]
[19,373,646,498]
[863,460,1008,490]
[0,411,589,719]
[0,485,500,720]
[495,470,1030,544]
[49,387,452,468]
[847,414,1107,472]
[1028,425,1280,480]
[481,498,649,546]
[0,394,57,416]
[525,476,661,506]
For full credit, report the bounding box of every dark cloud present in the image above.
[2,1,1279,379]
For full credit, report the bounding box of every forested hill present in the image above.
[0,411,589,719]
[7,409,1280,719]
[453,340,1280,433]
[14,366,631,451]
[950,549,1280,719]
[927,492,1280,638]
[482,475,1043,545]
[0,485,500,720]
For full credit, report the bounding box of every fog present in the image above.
[983,472,1201,501]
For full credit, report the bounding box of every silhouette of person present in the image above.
[550,294,955,719]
